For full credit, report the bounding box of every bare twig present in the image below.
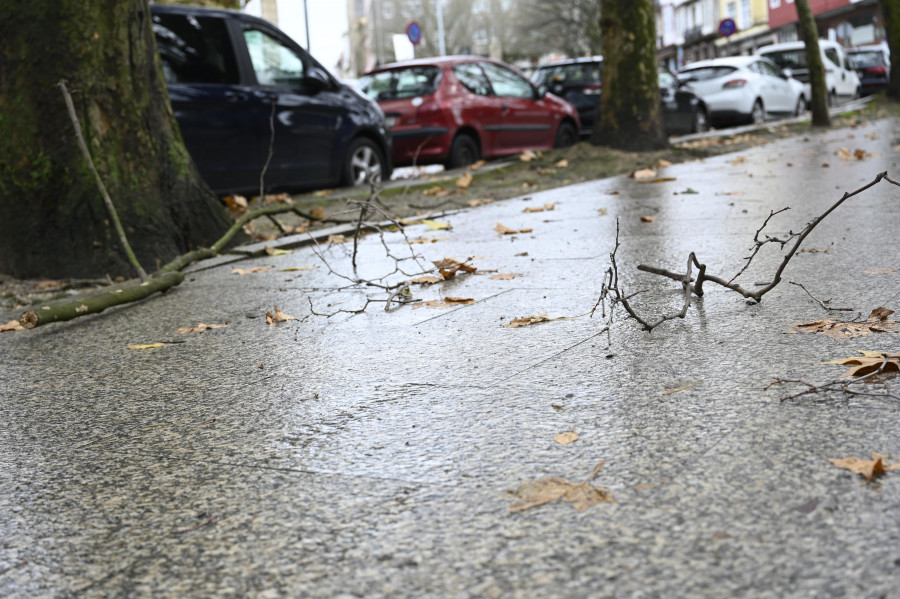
[58,80,147,280]
[768,353,900,402]
[258,97,276,204]
[171,513,219,535]
[789,281,854,311]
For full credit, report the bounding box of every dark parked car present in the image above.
[847,45,891,96]
[532,58,710,135]
[151,3,391,195]
[358,56,580,169]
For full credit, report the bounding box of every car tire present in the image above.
[692,106,709,133]
[445,133,479,169]
[554,121,577,148]
[343,137,385,187]
[750,99,765,124]
[793,95,806,116]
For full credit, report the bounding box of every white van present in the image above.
[757,40,861,105]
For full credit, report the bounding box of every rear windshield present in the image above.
[848,51,886,67]
[760,49,807,71]
[679,66,737,81]
[533,62,602,86]
[359,67,441,101]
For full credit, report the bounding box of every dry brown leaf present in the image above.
[432,257,477,279]
[410,275,443,285]
[604,190,620,195]
[279,266,314,272]
[310,207,326,219]
[655,159,672,168]
[414,298,474,309]
[408,236,444,244]
[265,305,296,324]
[177,323,229,334]
[554,432,579,445]
[468,159,488,171]
[729,156,748,165]
[536,167,557,175]
[787,307,900,341]
[232,266,271,275]
[503,314,551,327]
[494,222,532,235]
[640,215,658,223]
[490,272,523,280]
[864,268,896,275]
[264,193,293,204]
[508,462,614,513]
[821,350,900,378]
[523,203,555,213]
[630,168,657,179]
[264,246,293,256]
[127,342,165,350]
[444,297,476,304]
[828,452,900,481]
[223,195,248,213]
[423,185,450,196]
[327,234,348,244]
[467,198,494,207]
[519,150,537,162]
[456,171,473,188]
[554,159,569,168]
[1,320,25,332]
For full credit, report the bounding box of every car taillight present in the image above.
[583,84,602,96]
[866,66,887,75]
[722,78,747,89]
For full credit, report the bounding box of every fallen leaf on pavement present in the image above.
[127,343,165,350]
[494,222,533,235]
[787,307,900,341]
[327,234,348,243]
[414,298,475,309]
[1,320,24,332]
[468,198,493,207]
[469,159,488,171]
[265,306,296,324]
[456,172,473,188]
[519,150,537,162]
[422,185,450,196]
[630,168,656,179]
[655,159,672,168]
[836,148,873,161]
[536,167,557,175]
[432,257,477,279]
[408,237,445,244]
[233,267,271,275]
[410,275,443,285]
[279,266,314,272]
[638,177,677,184]
[554,432,579,445]
[828,452,900,481]
[503,314,570,327]
[445,297,475,304]
[597,208,608,215]
[177,323,229,334]
[310,207,326,219]
[821,350,900,378]
[264,246,293,256]
[604,190,620,195]
[661,381,701,395]
[864,268,896,275]
[490,273,523,280]
[423,219,452,230]
[223,195,248,213]
[523,203,555,213]
[640,215,658,223]
[554,159,569,168]
[729,156,748,165]
[508,462,613,513]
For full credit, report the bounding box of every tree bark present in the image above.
[590,0,667,151]
[794,0,831,126]
[0,0,232,279]
[880,0,900,99]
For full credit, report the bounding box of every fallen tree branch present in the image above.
[767,353,900,402]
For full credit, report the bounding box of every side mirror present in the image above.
[304,66,333,92]
[781,68,793,79]
[536,84,548,98]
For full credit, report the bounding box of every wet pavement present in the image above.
[2,117,900,598]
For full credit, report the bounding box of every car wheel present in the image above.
[692,106,709,133]
[793,95,806,116]
[750,99,765,124]
[554,121,577,148]
[445,133,479,169]
[343,137,385,187]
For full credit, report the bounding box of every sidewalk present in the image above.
[2,117,900,598]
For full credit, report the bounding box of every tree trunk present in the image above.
[794,0,831,126]
[0,0,232,279]
[880,0,900,99]
[590,0,667,151]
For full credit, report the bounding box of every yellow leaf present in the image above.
[455,171,473,188]
[554,432,579,445]
[232,266,270,275]
[127,343,165,350]
[423,219,452,230]
[264,246,293,256]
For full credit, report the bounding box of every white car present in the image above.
[678,56,806,127]
[758,40,861,104]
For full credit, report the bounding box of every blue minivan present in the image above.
[151,3,392,195]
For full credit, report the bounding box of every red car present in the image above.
[359,56,580,169]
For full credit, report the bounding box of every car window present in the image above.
[658,70,676,87]
[359,66,441,100]
[480,62,534,98]
[534,63,602,86]
[824,48,841,69]
[453,63,491,96]
[761,49,806,70]
[756,60,781,77]
[849,51,886,67]
[243,29,305,86]
[679,66,737,81]
[152,13,239,84]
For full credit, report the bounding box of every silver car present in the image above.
[678,55,806,127]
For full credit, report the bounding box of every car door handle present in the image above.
[224,91,248,103]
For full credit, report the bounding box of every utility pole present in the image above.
[436,0,446,55]
[304,0,310,51]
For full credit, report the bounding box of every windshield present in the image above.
[533,62,602,86]
[679,66,737,81]
[848,51,886,67]
[359,66,441,101]
[760,49,807,71]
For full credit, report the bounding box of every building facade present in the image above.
[768,0,885,47]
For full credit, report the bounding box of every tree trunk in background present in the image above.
[794,0,831,126]
[0,0,232,279]
[590,0,667,151]
[880,0,900,99]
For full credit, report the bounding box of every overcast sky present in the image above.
[244,0,349,75]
